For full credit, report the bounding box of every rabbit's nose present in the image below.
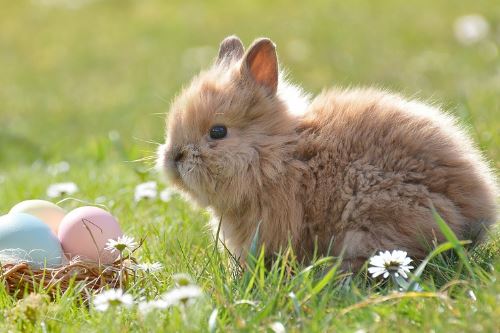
[174,150,185,163]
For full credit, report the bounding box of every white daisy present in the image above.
[46,182,78,198]
[467,290,477,302]
[454,14,489,45]
[104,235,138,254]
[134,181,158,202]
[172,273,194,287]
[368,250,414,279]
[93,289,133,312]
[161,285,203,306]
[269,322,286,333]
[138,299,169,315]
[136,262,163,273]
[160,188,175,202]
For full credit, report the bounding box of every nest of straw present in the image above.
[1,258,136,299]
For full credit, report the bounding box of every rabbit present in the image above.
[157,36,498,270]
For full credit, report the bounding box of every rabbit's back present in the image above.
[295,88,497,263]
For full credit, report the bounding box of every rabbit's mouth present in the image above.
[158,143,204,193]
[157,144,183,185]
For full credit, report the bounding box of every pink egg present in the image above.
[58,206,123,264]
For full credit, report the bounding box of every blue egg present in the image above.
[0,213,64,268]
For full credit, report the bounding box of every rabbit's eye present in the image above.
[209,125,227,139]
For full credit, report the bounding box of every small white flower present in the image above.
[136,262,163,273]
[269,321,286,333]
[161,285,203,307]
[368,250,414,279]
[134,181,157,202]
[105,235,138,254]
[47,161,70,175]
[172,273,194,287]
[46,182,78,198]
[160,188,175,202]
[93,289,133,312]
[454,14,489,45]
[468,290,477,302]
[138,284,203,314]
[138,299,169,315]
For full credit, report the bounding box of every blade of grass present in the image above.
[301,258,340,304]
[242,222,263,296]
[431,206,475,280]
[407,240,471,291]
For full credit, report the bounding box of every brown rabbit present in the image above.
[158,36,497,269]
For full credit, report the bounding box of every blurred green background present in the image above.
[0,0,498,193]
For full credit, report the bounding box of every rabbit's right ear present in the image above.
[241,38,278,95]
[216,35,245,65]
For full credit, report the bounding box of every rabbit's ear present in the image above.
[242,38,278,94]
[216,35,245,65]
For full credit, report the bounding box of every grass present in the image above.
[0,0,499,332]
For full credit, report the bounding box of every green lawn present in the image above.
[0,0,499,332]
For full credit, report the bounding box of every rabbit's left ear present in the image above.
[242,38,278,95]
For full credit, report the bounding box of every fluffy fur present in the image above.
[158,36,497,269]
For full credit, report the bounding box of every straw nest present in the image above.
[1,258,136,299]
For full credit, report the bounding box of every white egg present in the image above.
[10,200,66,234]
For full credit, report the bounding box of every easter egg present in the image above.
[0,213,64,268]
[10,200,65,234]
[58,206,123,264]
